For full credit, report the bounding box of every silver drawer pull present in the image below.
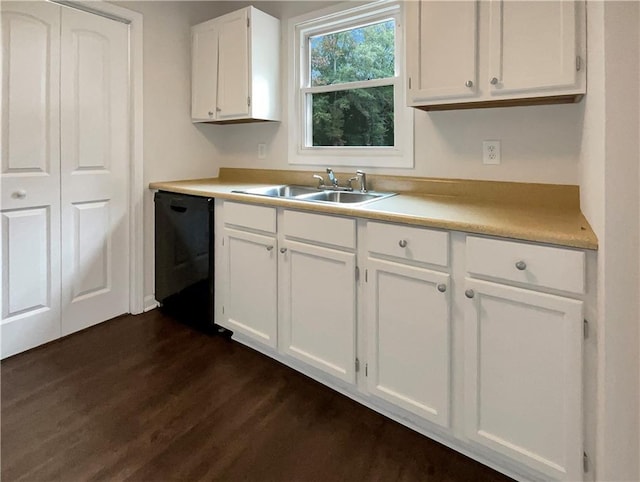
[437,283,447,293]
[398,239,407,248]
[465,289,475,299]
[515,260,527,271]
[280,247,287,254]
[14,189,27,199]
[266,246,274,251]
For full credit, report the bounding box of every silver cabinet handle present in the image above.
[208,111,214,116]
[437,284,447,293]
[216,107,222,112]
[465,80,473,88]
[515,260,527,271]
[465,289,475,299]
[490,77,499,85]
[280,247,287,254]
[14,190,27,199]
[266,246,274,251]
[398,239,408,248]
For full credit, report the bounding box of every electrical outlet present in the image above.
[258,143,267,159]
[483,140,501,165]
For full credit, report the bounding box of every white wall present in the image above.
[113,1,223,307]
[200,1,583,185]
[580,1,640,480]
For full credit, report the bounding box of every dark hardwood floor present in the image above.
[2,310,514,482]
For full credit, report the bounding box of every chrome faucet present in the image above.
[356,170,368,193]
[326,168,339,188]
[312,168,355,191]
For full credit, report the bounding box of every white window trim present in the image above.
[287,0,414,168]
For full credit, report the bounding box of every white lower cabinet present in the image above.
[279,239,356,383]
[219,202,591,482]
[464,235,585,481]
[221,202,278,348]
[365,257,450,427]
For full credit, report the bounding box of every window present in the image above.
[289,1,413,167]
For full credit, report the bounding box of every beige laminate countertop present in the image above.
[149,170,598,250]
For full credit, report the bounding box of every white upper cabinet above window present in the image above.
[407,0,586,111]
[191,6,280,123]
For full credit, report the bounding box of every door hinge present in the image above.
[576,55,582,71]
[247,96,251,107]
[355,266,360,282]
[247,18,250,28]
[222,237,225,246]
[583,451,589,473]
[355,358,360,372]
[222,305,225,314]
[365,363,368,377]
[408,77,412,89]
[584,319,589,339]
[365,269,368,283]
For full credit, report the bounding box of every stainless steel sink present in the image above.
[233,185,319,197]
[297,190,394,204]
[232,185,396,205]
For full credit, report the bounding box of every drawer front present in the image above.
[283,210,355,249]
[224,201,276,233]
[466,236,585,294]
[367,222,449,267]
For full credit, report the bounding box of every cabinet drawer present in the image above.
[224,201,276,233]
[283,210,355,249]
[367,222,449,267]
[466,236,585,294]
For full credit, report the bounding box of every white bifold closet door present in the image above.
[1,1,130,358]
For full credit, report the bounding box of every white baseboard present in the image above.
[143,295,159,312]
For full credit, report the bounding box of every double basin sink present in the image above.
[232,185,396,206]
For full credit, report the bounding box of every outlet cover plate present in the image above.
[483,140,501,165]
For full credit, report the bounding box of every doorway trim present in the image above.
[52,0,144,314]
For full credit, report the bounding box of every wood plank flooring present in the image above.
[2,310,514,482]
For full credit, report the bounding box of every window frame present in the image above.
[288,0,414,168]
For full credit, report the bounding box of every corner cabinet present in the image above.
[191,6,280,123]
[406,0,586,110]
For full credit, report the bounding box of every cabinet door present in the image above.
[223,227,277,348]
[464,278,583,481]
[280,240,356,383]
[406,0,478,104]
[366,258,450,427]
[488,0,581,96]
[191,20,218,121]
[216,8,250,120]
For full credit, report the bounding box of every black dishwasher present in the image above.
[154,191,216,330]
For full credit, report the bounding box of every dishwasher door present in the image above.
[154,191,214,327]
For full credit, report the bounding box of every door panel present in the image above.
[223,228,277,346]
[407,0,478,103]
[489,0,578,95]
[464,278,583,480]
[60,7,129,336]
[1,1,61,358]
[191,21,218,121]
[280,240,356,383]
[367,258,450,426]
[217,9,249,119]
[71,201,110,300]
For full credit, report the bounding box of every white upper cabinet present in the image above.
[191,6,280,123]
[406,1,479,103]
[407,0,585,110]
